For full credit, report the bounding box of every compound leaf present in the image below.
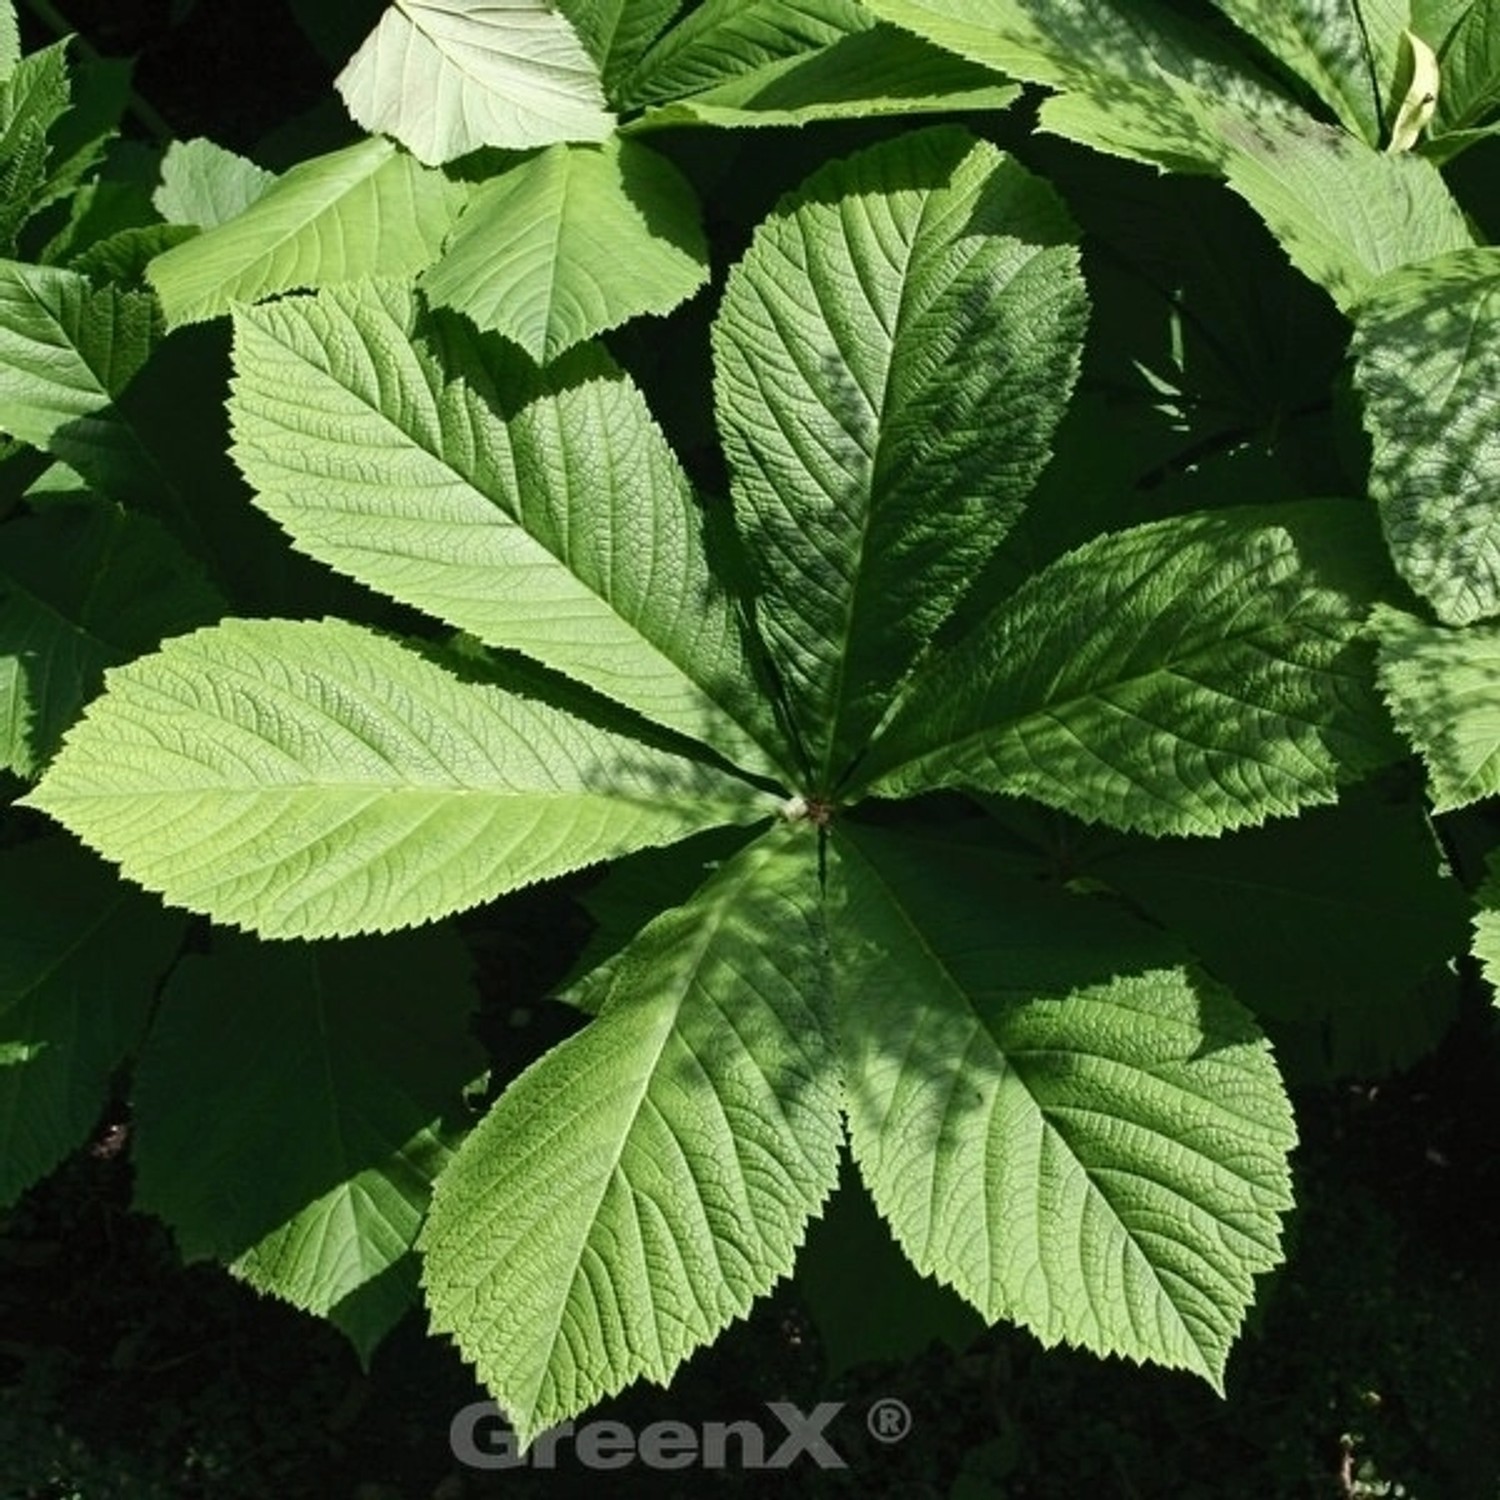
[336,0,612,164]
[420,823,839,1445]
[146,136,465,327]
[229,280,788,781]
[22,617,772,940]
[1352,248,1500,625]
[421,137,709,361]
[714,126,1086,790]
[858,502,1399,835]
[829,824,1295,1389]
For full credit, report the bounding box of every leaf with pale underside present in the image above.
[153,137,276,229]
[420,823,838,1445]
[22,617,773,940]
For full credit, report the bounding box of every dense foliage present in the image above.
[3,0,1498,1470]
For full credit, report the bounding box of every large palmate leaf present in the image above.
[0,839,184,1206]
[336,0,613,164]
[0,260,157,493]
[229,280,789,781]
[146,137,466,327]
[22,617,772,939]
[0,496,223,775]
[421,823,839,1444]
[714,126,1086,790]
[1374,606,1500,810]
[133,930,480,1362]
[421,137,709,361]
[829,824,1295,1387]
[1352,248,1500,625]
[857,501,1399,834]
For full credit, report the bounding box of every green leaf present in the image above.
[420,823,839,1445]
[627,24,1021,130]
[335,0,613,164]
[1472,848,1500,1001]
[146,137,466,328]
[1435,0,1500,130]
[618,0,872,110]
[0,496,224,776]
[0,259,158,491]
[0,3,18,74]
[132,929,480,1352]
[1374,605,1500,810]
[829,824,1295,1389]
[557,0,682,96]
[22,617,773,940]
[0,40,70,249]
[153,137,277,229]
[421,138,709,361]
[1351,248,1500,625]
[0,839,184,1206]
[858,502,1399,835]
[229,281,790,782]
[713,126,1086,790]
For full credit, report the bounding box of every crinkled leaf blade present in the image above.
[829,824,1296,1388]
[420,823,840,1444]
[859,502,1399,835]
[714,126,1086,790]
[22,617,772,940]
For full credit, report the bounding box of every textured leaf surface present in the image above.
[1352,248,1500,625]
[336,0,613,164]
[146,137,465,327]
[153,137,276,229]
[0,839,184,1206]
[714,126,1086,790]
[557,0,681,93]
[1375,606,1500,810]
[422,138,708,360]
[858,502,1399,835]
[421,824,839,1444]
[0,42,70,248]
[829,825,1295,1387]
[0,259,156,489]
[0,497,223,775]
[1435,0,1500,130]
[133,930,479,1350]
[22,617,772,939]
[229,281,788,781]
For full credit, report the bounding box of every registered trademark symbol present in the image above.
[866,1397,912,1443]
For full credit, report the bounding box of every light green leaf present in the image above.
[133,930,480,1353]
[0,40,70,248]
[229,281,789,782]
[618,0,872,109]
[146,137,466,328]
[1388,27,1442,151]
[0,496,223,776]
[1352,248,1500,624]
[1435,0,1500,129]
[422,137,708,361]
[22,617,773,940]
[1472,848,1500,1001]
[1374,605,1500,810]
[557,0,681,94]
[713,126,1086,790]
[627,23,1021,131]
[335,0,613,165]
[0,839,185,1206]
[153,137,276,228]
[420,823,839,1445]
[0,2,18,74]
[0,259,157,491]
[857,502,1399,835]
[829,824,1295,1389]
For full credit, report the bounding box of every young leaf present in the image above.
[857,501,1399,835]
[132,930,480,1356]
[0,496,223,776]
[335,0,613,164]
[0,40,70,248]
[421,138,709,362]
[1351,248,1500,625]
[0,260,157,493]
[229,281,790,782]
[22,617,774,940]
[829,824,1295,1389]
[1374,605,1500,810]
[714,126,1086,790]
[420,823,839,1446]
[153,137,276,229]
[0,839,185,1206]
[146,137,466,328]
